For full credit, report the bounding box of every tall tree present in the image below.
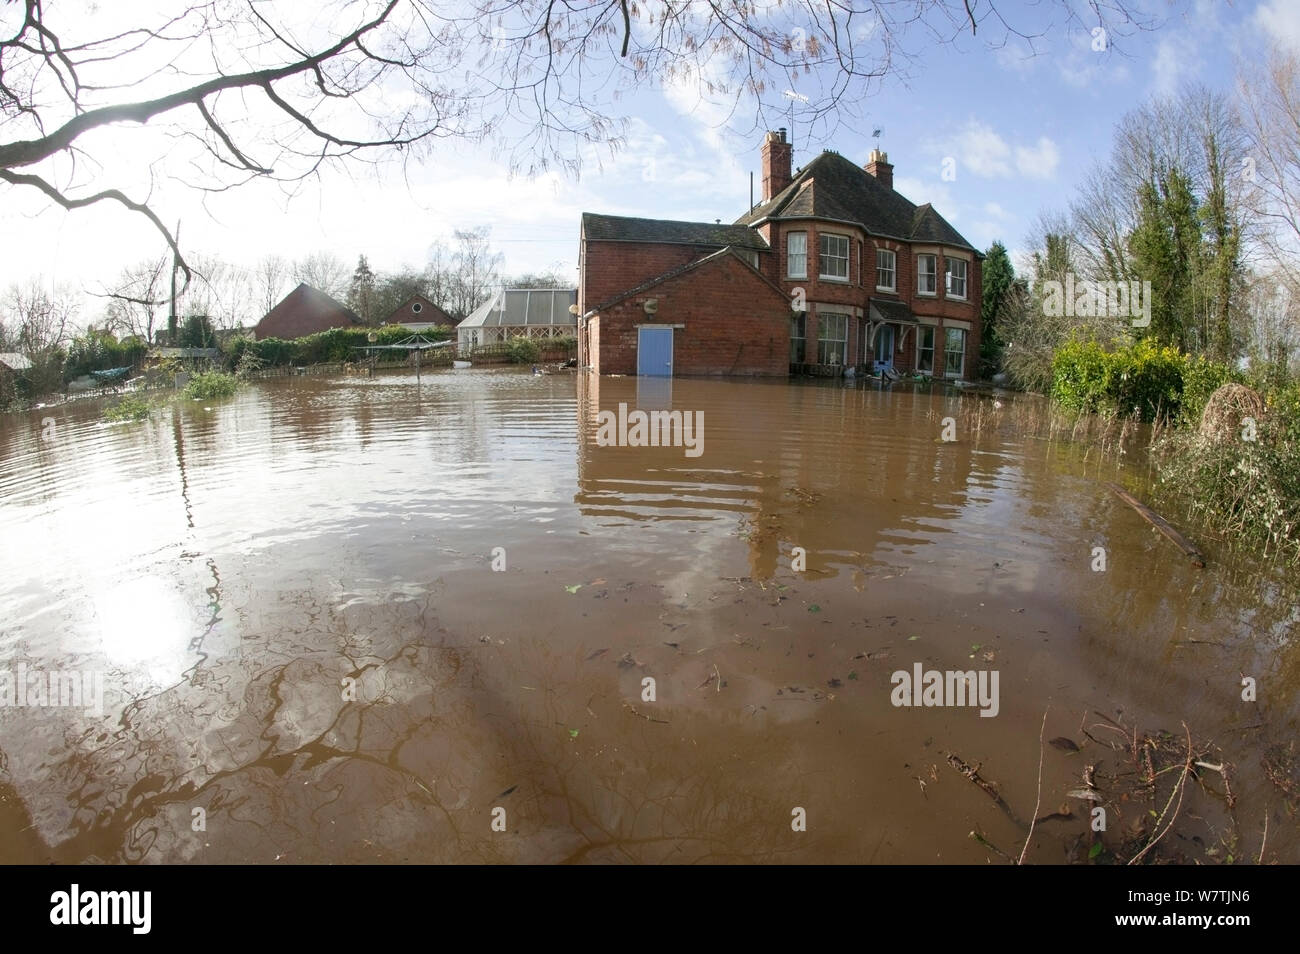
[980,241,1015,374]
[348,255,378,324]
[1128,165,1203,351]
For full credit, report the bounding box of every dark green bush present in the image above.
[505,336,541,363]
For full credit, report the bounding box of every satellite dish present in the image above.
[644,299,658,314]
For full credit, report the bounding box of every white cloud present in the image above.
[938,123,1058,181]
[1150,38,1185,97]
[1014,138,1060,180]
[946,121,1013,178]
[1253,0,1300,52]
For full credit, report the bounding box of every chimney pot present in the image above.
[866,149,894,191]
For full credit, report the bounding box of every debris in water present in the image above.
[1049,737,1081,753]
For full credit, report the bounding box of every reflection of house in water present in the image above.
[574,375,991,581]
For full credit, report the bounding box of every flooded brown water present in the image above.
[0,370,1295,864]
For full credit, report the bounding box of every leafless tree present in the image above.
[1,0,1157,270]
[293,251,350,301]
[1239,47,1300,290]
[447,226,503,318]
[1,278,74,352]
[253,255,291,317]
[98,258,169,343]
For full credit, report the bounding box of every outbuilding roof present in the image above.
[0,352,33,371]
[582,213,769,251]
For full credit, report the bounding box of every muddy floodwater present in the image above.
[1,370,1296,864]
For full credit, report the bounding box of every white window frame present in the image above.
[819,233,850,281]
[944,327,966,378]
[876,249,896,292]
[917,254,937,296]
[817,312,849,365]
[945,257,968,299]
[917,326,935,375]
[787,231,807,279]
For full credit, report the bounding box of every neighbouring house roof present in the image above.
[0,352,33,371]
[736,151,980,253]
[386,294,456,327]
[458,288,578,330]
[869,298,918,324]
[582,213,769,251]
[253,283,362,340]
[591,246,788,312]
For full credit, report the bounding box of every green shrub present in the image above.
[1051,338,1217,423]
[184,371,239,399]
[1104,338,1185,422]
[1180,355,1243,427]
[1050,339,1112,414]
[103,395,155,422]
[506,336,541,363]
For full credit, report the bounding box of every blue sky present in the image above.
[4,0,1298,316]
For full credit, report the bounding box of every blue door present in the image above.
[637,327,673,376]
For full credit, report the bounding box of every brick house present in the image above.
[578,131,983,379]
[385,294,456,333]
[253,283,362,340]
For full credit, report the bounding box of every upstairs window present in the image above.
[917,254,937,295]
[945,257,967,298]
[787,232,807,279]
[819,234,849,280]
[876,249,896,291]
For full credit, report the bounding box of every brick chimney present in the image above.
[761,129,792,202]
[866,148,893,190]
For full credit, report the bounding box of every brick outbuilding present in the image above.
[254,283,361,340]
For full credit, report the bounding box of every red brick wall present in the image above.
[591,253,790,376]
[771,221,983,376]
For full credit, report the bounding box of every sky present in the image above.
[3,0,1298,326]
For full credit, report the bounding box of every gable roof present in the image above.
[386,294,455,326]
[0,352,33,371]
[459,288,578,329]
[592,246,787,312]
[736,151,979,253]
[582,213,768,251]
[254,284,361,340]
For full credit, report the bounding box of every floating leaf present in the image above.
[584,648,608,661]
[568,729,579,739]
[907,635,919,641]
[1049,737,1081,753]
[565,584,583,594]
[848,671,858,680]
[970,643,982,652]
[808,604,821,613]
[1088,842,1103,860]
